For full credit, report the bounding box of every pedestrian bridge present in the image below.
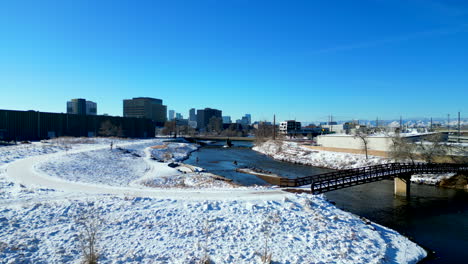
[279,163,468,197]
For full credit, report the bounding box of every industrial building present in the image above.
[0,109,155,141]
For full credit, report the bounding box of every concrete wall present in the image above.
[316,133,443,152]
[316,135,394,152]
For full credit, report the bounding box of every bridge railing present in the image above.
[278,162,468,188]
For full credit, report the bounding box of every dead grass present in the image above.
[150,145,167,149]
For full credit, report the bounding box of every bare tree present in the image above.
[99,120,116,137]
[207,117,222,135]
[447,144,468,164]
[99,120,123,137]
[389,135,419,164]
[161,121,176,136]
[418,134,447,163]
[255,121,274,143]
[354,131,370,160]
[221,124,240,137]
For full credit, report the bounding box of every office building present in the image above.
[197,108,222,130]
[189,108,196,121]
[67,98,97,115]
[245,114,251,125]
[222,116,232,124]
[176,113,183,120]
[168,110,175,120]
[123,97,167,124]
[279,120,301,134]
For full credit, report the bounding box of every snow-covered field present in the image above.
[0,194,425,264]
[253,140,388,170]
[0,138,427,263]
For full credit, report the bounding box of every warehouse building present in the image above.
[0,109,155,141]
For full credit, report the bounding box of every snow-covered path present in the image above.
[6,143,285,201]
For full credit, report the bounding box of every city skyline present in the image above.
[0,0,467,121]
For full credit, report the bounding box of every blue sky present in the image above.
[0,0,467,123]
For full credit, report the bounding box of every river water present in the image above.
[185,141,468,263]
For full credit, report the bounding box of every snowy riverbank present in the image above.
[253,140,459,186]
[253,140,388,170]
[0,138,427,263]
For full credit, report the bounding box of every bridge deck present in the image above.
[278,163,468,194]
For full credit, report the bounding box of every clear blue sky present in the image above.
[0,0,467,123]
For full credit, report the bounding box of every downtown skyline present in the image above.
[0,0,467,122]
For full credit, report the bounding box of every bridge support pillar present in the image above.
[394,176,411,197]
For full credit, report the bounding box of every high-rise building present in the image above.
[245,114,251,125]
[168,110,175,120]
[67,98,97,115]
[123,97,167,123]
[197,108,222,129]
[222,116,232,124]
[176,113,183,120]
[86,101,97,115]
[239,114,251,125]
[189,108,197,121]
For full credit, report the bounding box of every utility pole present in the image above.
[399,116,402,131]
[430,117,433,131]
[273,114,276,140]
[447,114,450,133]
[458,112,461,143]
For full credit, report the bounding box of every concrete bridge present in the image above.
[279,163,468,197]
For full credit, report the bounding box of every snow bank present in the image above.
[0,194,425,264]
[411,173,456,185]
[253,140,388,170]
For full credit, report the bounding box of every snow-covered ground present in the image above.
[0,194,425,264]
[253,140,388,170]
[0,138,427,263]
[411,173,456,185]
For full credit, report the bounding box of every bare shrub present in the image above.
[259,211,281,264]
[76,204,104,264]
[197,219,213,264]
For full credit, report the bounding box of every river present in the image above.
[185,141,468,263]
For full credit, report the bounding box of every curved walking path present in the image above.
[6,143,286,201]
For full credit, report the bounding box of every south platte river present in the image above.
[185,140,468,264]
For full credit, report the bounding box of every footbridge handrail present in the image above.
[278,162,468,193]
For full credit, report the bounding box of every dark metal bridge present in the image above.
[278,163,468,195]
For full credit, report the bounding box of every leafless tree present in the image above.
[99,120,118,137]
[221,124,240,137]
[161,121,176,136]
[447,144,468,164]
[255,121,274,143]
[207,117,222,135]
[418,134,448,163]
[389,135,419,164]
[354,131,370,160]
